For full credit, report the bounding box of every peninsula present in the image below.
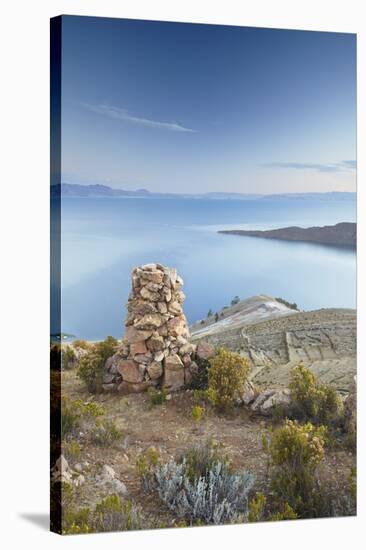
[218,222,356,248]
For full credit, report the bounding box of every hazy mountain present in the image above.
[51,183,356,201]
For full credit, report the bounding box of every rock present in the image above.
[196,341,216,361]
[181,354,192,368]
[175,291,185,303]
[129,300,157,316]
[134,313,163,330]
[74,463,83,473]
[133,352,152,364]
[179,342,196,355]
[168,301,183,315]
[112,479,128,495]
[157,301,168,314]
[100,464,115,480]
[251,388,291,415]
[96,465,128,496]
[105,348,129,374]
[143,281,160,291]
[147,361,163,380]
[51,455,81,486]
[172,275,184,290]
[102,383,118,392]
[164,288,172,303]
[154,351,165,362]
[117,359,144,383]
[184,368,193,385]
[163,354,185,391]
[73,474,85,487]
[140,286,160,301]
[240,379,257,405]
[251,389,277,412]
[157,324,168,337]
[141,263,159,271]
[125,326,153,343]
[146,334,165,352]
[140,270,164,284]
[167,315,189,337]
[103,372,116,384]
[167,267,177,286]
[130,340,148,356]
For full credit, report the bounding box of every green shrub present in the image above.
[248,492,299,522]
[64,440,81,461]
[190,356,210,390]
[289,365,343,427]
[177,440,229,482]
[148,387,167,406]
[93,495,144,532]
[248,492,266,522]
[90,419,123,447]
[77,352,104,393]
[275,297,298,310]
[265,419,327,517]
[97,335,119,361]
[77,336,118,393]
[72,339,90,350]
[63,505,91,534]
[62,494,144,534]
[61,396,104,439]
[136,447,160,479]
[191,405,205,422]
[61,397,82,438]
[206,348,249,410]
[61,345,77,370]
[268,502,298,521]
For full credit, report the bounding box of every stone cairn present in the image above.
[103,264,198,393]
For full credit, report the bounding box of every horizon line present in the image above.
[52,183,356,196]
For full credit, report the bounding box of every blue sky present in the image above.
[59,16,356,194]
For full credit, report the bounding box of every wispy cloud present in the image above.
[83,103,195,133]
[262,160,356,173]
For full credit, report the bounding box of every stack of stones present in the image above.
[103,264,197,393]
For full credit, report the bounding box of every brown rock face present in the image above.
[117,359,144,383]
[147,361,163,380]
[130,340,148,356]
[125,326,153,343]
[105,264,195,394]
[164,353,185,391]
[196,341,216,361]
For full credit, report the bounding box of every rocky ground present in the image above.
[60,370,355,527]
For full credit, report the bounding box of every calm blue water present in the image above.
[57,197,356,340]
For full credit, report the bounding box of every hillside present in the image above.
[218,222,356,247]
[191,296,356,392]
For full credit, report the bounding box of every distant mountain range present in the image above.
[51,183,356,201]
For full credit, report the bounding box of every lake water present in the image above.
[56,196,356,340]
